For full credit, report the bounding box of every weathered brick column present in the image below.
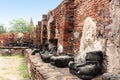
[41,15,48,44]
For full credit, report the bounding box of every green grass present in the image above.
[18,55,30,80]
[0,53,30,80]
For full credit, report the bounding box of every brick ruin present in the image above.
[0,33,9,46]
[33,0,119,74]
[0,0,120,79]
[35,0,110,55]
[0,32,31,47]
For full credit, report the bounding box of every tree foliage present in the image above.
[0,24,7,33]
[9,18,34,33]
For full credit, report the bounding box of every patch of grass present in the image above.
[18,55,30,80]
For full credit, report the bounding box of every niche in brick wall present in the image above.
[76,17,107,63]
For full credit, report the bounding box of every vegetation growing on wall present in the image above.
[18,55,30,80]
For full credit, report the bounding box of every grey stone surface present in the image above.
[73,32,79,39]
[106,0,120,73]
[102,73,120,80]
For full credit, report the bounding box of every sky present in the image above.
[0,0,63,29]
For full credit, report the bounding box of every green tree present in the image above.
[9,18,34,33]
[0,24,7,33]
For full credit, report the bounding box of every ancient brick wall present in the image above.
[31,0,119,74]
[37,21,41,44]
[0,33,17,46]
[51,1,66,47]
[41,15,48,44]
[48,0,120,74]
[73,0,110,55]
[73,0,120,74]
[22,32,31,42]
[50,0,74,54]
[47,11,56,41]
[0,0,119,75]
[0,33,9,46]
[8,33,17,44]
[33,27,37,45]
[33,21,41,45]
[33,0,110,55]
[0,32,31,46]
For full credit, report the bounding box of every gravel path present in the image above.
[0,56,23,80]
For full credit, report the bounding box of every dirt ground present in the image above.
[0,56,24,80]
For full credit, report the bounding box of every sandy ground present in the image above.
[0,56,23,80]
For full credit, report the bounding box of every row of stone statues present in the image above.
[31,39,74,68]
[6,33,33,47]
[30,38,105,80]
[69,51,104,80]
